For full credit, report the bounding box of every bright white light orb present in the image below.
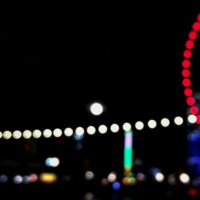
[174,116,184,125]
[98,125,107,134]
[90,102,104,116]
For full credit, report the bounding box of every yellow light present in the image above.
[39,173,57,184]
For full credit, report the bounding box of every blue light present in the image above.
[112,181,121,191]
[0,175,8,183]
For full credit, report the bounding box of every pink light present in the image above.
[184,88,193,97]
[185,40,195,49]
[186,97,195,106]
[182,69,190,77]
[193,22,200,31]
[183,50,192,59]
[188,31,198,40]
[182,60,191,68]
[182,78,191,87]
[190,106,199,115]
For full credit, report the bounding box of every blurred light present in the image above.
[98,125,107,134]
[75,127,84,136]
[39,173,57,184]
[64,128,73,137]
[110,124,119,133]
[188,114,197,124]
[182,59,191,68]
[155,172,164,182]
[187,188,199,197]
[182,69,191,78]
[90,102,104,116]
[53,128,62,137]
[13,175,23,184]
[167,174,176,185]
[0,175,8,183]
[174,116,184,125]
[107,172,117,182]
[136,173,146,182]
[23,176,30,184]
[160,118,170,127]
[33,129,42,138]
[189,31,197,40]
[190,106,199,115]
[112,181,121,190]
[193,22,200,31]
[184,88,193,97]
[101,178,109,186]
[0,132,2,139]
[87,126,96,135]
[45,157,60,167]
[135,121,144,130]
[3,131,12,139]
[13,130,22,139]
[179,173,190,184]
[43,129,52,138]
[185,40,195,49]
[147,119,157,129]
[182,78,191,87]
[84,192,95,200]
[183,50,192,58]
[122,176,136,185]
[29,173,38,183]
[85,171,94,180]
[186,97,195,106]
[23,130,32,139]
[122,122,132,131]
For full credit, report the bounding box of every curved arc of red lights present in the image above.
[182,13,200,124]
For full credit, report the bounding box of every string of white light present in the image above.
[0,115,197,140]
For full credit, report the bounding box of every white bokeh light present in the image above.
[13,130,22,139]
[147,119,157,129]
[64,128,73,137]
[33,130,42,139]
[23,130,32,139]
[135,121,144,130]
[110,124,120,133]
[160,118,170,127]
[174,116,184,125]
[87,126,96,135]
[98,125,108,134]
[90,102,104,116]
[122,122,132,131]
[3,131,12,139]
[43,129,52,138]
[53,128,62,137]
[188,114,197,124]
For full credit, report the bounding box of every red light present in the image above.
[186,97,195,106]
[198,14,200,22]
[182,60,191,68]
[184,88,193,97]
[182,78,191,87]
[183,50,192,58]
[185,40,195,49]
[193,22,200,31]
[182,69,190,77]
[187,188,199,197]
[190,106,199,115]
[197,115,200,124]
[188,31,197,40]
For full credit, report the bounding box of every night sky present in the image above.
[0,0,200,183]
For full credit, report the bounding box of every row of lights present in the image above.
[0,171,197,187]
[0,115,198,140]
[182,13,200,124]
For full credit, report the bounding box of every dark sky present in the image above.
[0,1,199,131]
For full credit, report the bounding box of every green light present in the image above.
[124,130,133,176]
